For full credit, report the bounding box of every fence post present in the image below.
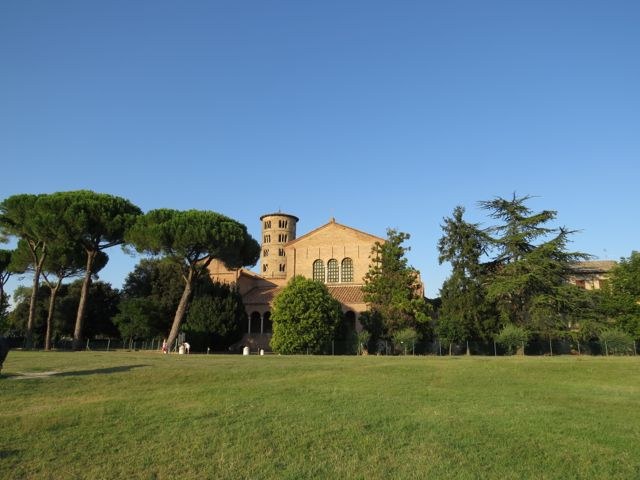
[107,339,111,352]
[86,338,90,351]
[549,337,553,356]
[494,340,497,357]
[634,341,637,356]
[604,340,609,356]
[332,341,334,356]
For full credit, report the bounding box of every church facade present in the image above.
[208,212,389,349]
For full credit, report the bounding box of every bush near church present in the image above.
[270,276,343,354]
[599,329,634,355]
[496,324,530,355]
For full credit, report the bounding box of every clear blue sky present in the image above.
[1,1,639,298]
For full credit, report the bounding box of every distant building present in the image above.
[566,260,617,290]
[208,212,423,349]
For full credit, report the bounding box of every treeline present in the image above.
[433,194,639,353]
[344,194,639,355]
[3,260,247,352]
[0,191,259,351]
[2,191,638,355]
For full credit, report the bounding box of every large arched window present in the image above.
[344,311,356,331]
[263,312,272,333]
[341,258,354,282]
[312,260,325,282]
[327,259,339,283]
[249,311,261,334]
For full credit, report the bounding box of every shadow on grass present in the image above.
[4,364,149,380]
[57,364,150,377]
[0,450,19,459]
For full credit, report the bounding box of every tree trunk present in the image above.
[73,250,96,350]
[166,271,195,351]
[44,280,62,351]
[25,242,47,349]
[26,260,45,349]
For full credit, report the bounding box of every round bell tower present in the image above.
[259,212,298,279]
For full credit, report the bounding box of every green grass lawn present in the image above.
[1,352,639,479]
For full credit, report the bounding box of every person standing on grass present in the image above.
[0,337,9,375]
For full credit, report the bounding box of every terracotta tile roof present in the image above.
[242,284,367,307]
[326,285,366,305]
[260,212,299,222]
[243,286,283,305]
[238,268,267,281]
[570,260,617,273]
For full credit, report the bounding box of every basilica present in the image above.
[207,212,407,349]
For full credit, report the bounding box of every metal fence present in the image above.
[5,337,166,352]
[353,339,638,356]
[3,336,638,356]
[307,338,638,356]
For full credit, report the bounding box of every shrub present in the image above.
[496,324,529,355]
[375,338,390,355]
[599,329,635,355]
[393,328,418,355]
[357,330,371,355]
[270,276,342,354]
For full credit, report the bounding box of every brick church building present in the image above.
[207,212,420,350]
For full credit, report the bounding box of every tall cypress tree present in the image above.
[362,229,428,337]
[437,206,495,343]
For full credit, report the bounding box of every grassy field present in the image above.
[1,352,639,479]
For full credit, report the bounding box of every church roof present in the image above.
[260,212,299,221]
[238,268,268,281]
[570,260,617,273]
[326,285,367,305]
[241,284,367,308]
[286,218,384,247]
[243,285,283,306]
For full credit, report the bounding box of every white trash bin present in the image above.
[242,346,250,356]
[259,349,265,356]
